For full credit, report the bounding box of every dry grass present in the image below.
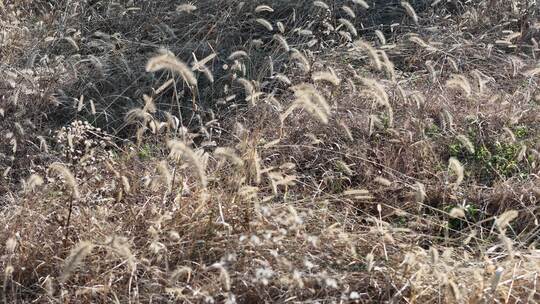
[1,0,540,303]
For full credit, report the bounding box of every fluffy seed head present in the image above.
[312,69,341,86]
[256,18,273,31]
[446,74,472,97]
[276,21,285,33]
[374,176,392,187]
[496,210,519,230]
[338,18,357,37]
[167,140,207,188]
[214,147,244,167]
[401,1,418,24]
[228,50,248,61]
[352,40,382,70]
[448,157,464,187]
[61,241,94,283]
[352,0,370,9]
[342,6,356,18]
[26,174,44,193]
[49,163,79,199]
[456,134,475,154]
[176,4,197,13]
[146,50,197,87]
[281,83,330,124]
[273,73,291,85]
[6,238,17,253]
[409,36,437,51]
[313,1,330,10]
[273,34,290,52]
[375,30,386,45]
[449,207,466,218]
[365,253,374,271]
[255,5,274,13]
[290,48,311,73]
[156,161,172,192]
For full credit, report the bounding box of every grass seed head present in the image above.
[146,50,197,87]
[401,1,418,24]
[256,18,273,31]
[60,241,94,283]
[255,5,274,13]
[448,157,464,187]
[352,0,370,9]
[49,163,79,199]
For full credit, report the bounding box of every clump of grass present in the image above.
[2,1,540,303]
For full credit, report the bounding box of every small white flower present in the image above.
[255,268,274,285]
[325,277,338,289]
[250,235,261,245]
[304,259,316,270]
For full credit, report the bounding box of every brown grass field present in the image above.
[1,0,540,303]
